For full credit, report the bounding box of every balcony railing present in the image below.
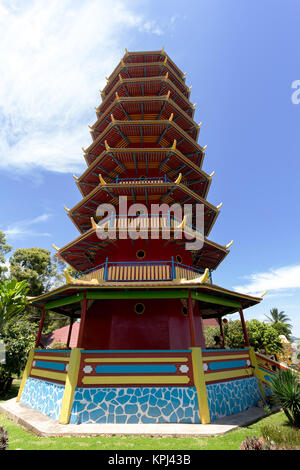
[77,258,212,284]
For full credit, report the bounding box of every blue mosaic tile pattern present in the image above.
[69,387,201,424]
[20,377,65,421]
[207,377,263,421]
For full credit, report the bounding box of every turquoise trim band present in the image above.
[208,360,247,371]
[204,348,250,352]
[34,349,71,353]
[94,364,178,374]
[35,361,66,371]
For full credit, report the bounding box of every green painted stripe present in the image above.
[44,289,241,309]
[45,293,84,310]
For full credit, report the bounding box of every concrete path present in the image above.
[0,398,276,438]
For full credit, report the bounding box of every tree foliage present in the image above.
[204,319,283,354]
[0,279,29,331]
[9,248,64,296]
[265,308,292,330]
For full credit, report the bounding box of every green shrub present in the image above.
[261,424,300,449]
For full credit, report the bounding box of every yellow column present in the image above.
[59,348,82,424]
[17,348,35,402]
[249,347,266,400]
[190,347,210,424]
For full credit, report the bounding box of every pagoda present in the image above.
[16,49,278,426]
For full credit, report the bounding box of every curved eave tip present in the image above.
[260,290,268,298]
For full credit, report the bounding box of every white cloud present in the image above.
[2,213,52,239]
[0,0,164,173]
[234,264,300,296]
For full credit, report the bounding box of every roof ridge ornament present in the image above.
[115,92,120,102]
[171,140,177,151]
[209,171,215,178]
[166,90,170,100]
[169,113,174,122]
[111,114,115,123]
[52,244,60,251]
[225,240,234,249]
[125,48,129,56]
[164,56,167,65]
[90,217,98,229]
[217,202,223,210]
[192,103,196,109]
[119,74,123,83]
[99,174,107,185]
[260,290,268,297]
[202,145,208,152]
[165,72,169,80]
[161,46,165,54]
[82,147,87,154]
[175,173,182,184]
[64,206,70,212]
[73,175,79,181]
[105,140,110,151]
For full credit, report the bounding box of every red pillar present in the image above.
[219,317,226,348]
[239,308,250,347]
[35,308,46,348]
[188,291,196,347]
[66,316,74,348]
[77,292,87,348]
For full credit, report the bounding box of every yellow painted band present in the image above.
[59,348,82,424]
[190,347,210,424]
[82,375,190,385]
[31,368,67,382]
[249,347,266,399]
[16,349,35,402]
[205,368,252,383]
[34,355,70,362]
[84,357,188,363]
[203,354,249,361]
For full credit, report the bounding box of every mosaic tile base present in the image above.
[20,377,64,421]
[69,387,201,424]
[207,377,263,421]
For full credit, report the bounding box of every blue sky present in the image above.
[0,0,299,336]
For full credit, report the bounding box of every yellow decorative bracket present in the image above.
[105,140,110,151]
[200,268,210,284]
[190,348,210,424]
[59,348,83,424]
[17,349,35,402]
[169,113,174,122]
[171,140,177,151]
[91,217,98,229]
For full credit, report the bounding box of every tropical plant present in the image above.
[0,231,12,281]
[0,279,29,331]
[269,369,300,428]
[265,308,292,330]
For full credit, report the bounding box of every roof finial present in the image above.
[175,173,182,184]
[119,74,123,83]
[73,175,79,181]
[99,174,107,185]
[260,290,268,297]
[105,140,110,151]
[169,113,174,122]
[161,45,165,54]
[217,202,223,210]
[52,244,60,251]
[209,171,215,178]
[200,268,210,284]
[202,145,208,152]
[111,114,115,123]
[64,206,70,212]
[225,240,234,249]
[166,90,171,100]
[171,140,177,151]
[125,48,129,56]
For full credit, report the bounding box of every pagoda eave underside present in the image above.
[91,96,199,141]
[83,120,205,163]
[99,76,194,118]
[103,62,189,99]
[30,282,262,319]
[55,226,229,272]
[78,148,212,198]
[68,182,220,236]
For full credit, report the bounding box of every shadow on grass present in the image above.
[0,379,20,402]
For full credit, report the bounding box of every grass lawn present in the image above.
[0,381,289,450]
